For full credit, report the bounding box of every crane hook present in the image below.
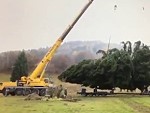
[114,5,117,10]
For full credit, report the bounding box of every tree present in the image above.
[59,40,150,92]
[58,59,94,85]
[10,51,28,82]
[132,43,150,92]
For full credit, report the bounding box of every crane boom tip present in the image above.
[89,0,94,2]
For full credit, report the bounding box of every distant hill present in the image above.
[58,40,120,55]
[0,41,121,74]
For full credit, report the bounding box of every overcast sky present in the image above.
[0,0,150,52]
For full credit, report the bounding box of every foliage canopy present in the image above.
[10,51,28,82]
[59,41,150,92]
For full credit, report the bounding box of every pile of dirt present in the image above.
[24,93,42,100]
[45,85,67,98]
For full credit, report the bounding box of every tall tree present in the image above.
[10,51,28,82]
[132,44,150,92]
[59,40,150,92]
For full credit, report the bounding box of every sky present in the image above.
[0,0,150,52]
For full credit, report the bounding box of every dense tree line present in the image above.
[0,48,94,74]
[0,41,120,73]
[59,41,150,92]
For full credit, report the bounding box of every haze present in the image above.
[0,0,150,52]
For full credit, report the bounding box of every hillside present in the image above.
[0,41,120,74]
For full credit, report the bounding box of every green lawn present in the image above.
[0,73,150,113]
[0,96,150,113]
[0,73,10,82]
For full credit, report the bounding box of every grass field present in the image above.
[0,96,150,113]
[0,73,11,82]
[0,73,150,113]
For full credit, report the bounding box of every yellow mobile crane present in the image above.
[0,0,94,96]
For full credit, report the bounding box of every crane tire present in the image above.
[2,88,9,97]
[39,89,46,96]
[23,89,31,96]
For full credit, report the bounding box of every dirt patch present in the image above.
[120,98,150,113]
[24,93,42,100]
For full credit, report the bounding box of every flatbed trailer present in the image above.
[77,88,110,97]
[77,91,109,96]
[77,88,150,97]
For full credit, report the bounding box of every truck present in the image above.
[0,0,94,96]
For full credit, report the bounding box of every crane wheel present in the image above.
[15,89,23,96]
[2,88,9,96]
[39,89,46,96]
[31,89,39,95]
[10,92,15,96]
[23,89,31,96]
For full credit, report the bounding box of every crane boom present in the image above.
[29,0,94,80]
[0,0,94,96]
